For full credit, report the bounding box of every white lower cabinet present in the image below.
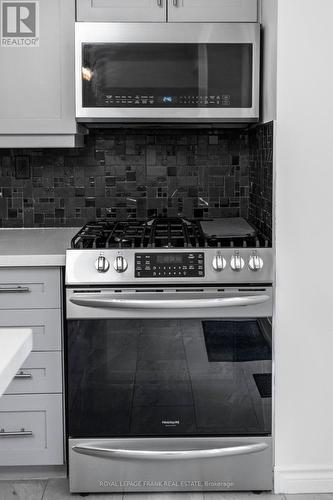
[0,267,64,468]
[0,394,63,466]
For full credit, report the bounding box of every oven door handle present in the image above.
[69,294,270,309]
[72,442,268,460]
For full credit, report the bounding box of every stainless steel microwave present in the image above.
[75,23,260,123]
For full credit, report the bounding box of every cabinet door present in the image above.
[0,0,77,135]
[168,0,257,22]
[0,394,63,466]
[77,0,167,22]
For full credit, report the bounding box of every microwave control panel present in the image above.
[135,253,205,278]
[103,94,231,107]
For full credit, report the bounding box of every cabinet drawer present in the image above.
[0,268,60,309]
[0,394,64,466]
[0,309,61,351]
[5,352,62,395]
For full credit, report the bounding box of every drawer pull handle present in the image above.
[14,371,32,379]
[0,286,30,293]
[0,428,33,437]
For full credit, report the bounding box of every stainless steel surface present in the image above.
[66,247,274,285]
[73,441,268,460]
[69,437,273,492]
[157,0,163,5]
[69,293,270,310]
[75,22,260,122]
[14,371,33,380]
[212,254,226,272]
[66,286,272,319]
[113,255,128,273]
[0,286,30,293]
[95,255,110,273]
[173,0,178,6]
[231,254,245,271]
[249,254,264,271]
[0,429,33,438]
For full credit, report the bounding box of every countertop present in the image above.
[0,328,32,397]
[0,228,79,267]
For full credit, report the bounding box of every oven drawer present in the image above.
[0,309,62,351]
[69,437,272,493]
[5,352,62,395]
[0,394,63,466]
[0,268,60,309]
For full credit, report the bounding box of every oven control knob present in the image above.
[249,254,264,271]
[114,255,128,273]
[212,254,226,272]
[95,255,110,273]
[230,254,245,272]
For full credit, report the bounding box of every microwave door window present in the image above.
[81,43,252,108]
[82,43,200,108]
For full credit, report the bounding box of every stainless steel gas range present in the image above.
[65,217,274,494]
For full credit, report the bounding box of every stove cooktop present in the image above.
[71,218,270,250]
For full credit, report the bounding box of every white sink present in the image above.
[0,328,33,397]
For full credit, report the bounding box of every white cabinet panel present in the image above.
[0,309,62,351]
[0,0,78,136]
[168,0,257,22]
[77,0,167,22]
[5,352,62,395]
[0,394,64,466]
[0,268,61,309]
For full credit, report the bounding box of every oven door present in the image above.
[75,23,260,122]
[67,286,272,492]
[67,286,272,438]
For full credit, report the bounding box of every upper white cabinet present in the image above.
[76,0,257,22]
[168,0,257,22]
[77,0,166,22]
[0,0,83,148]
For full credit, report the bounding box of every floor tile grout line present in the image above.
[40,478,49,500]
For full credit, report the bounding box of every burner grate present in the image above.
[71,218,270,250]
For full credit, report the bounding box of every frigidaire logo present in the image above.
[1,1,39,47]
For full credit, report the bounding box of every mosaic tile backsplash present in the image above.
[249,121,273,242]
[0,124,273,242]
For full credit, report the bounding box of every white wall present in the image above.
[274,0,333,493]
[259,0,277,122]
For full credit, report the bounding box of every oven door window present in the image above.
[81,43,253,108]
[67,318,271,438]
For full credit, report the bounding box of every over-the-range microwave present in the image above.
[75,23,260,123]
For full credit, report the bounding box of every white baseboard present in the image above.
[275,467,333,493]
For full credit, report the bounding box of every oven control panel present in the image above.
[135,253,204,278]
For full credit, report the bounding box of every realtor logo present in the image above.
[1,1,39,46]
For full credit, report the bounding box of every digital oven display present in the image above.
[156,254,183,264]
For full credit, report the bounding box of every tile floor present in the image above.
[0,479,332,500]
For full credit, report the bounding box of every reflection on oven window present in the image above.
[67,318,272,438]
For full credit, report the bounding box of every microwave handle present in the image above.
[70,294,270,310]
[72,442,268,460]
